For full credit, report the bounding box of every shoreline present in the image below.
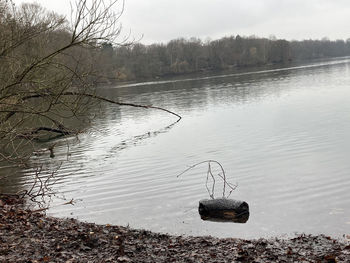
[102,55,350,89]
[1,195,349,262]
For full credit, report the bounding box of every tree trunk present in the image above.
[198,198,249,223]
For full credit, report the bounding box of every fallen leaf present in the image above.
[42,256,50,262]
[117,256,130,262]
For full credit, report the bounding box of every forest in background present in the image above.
[1,1,350,85]
[101,36,350,82]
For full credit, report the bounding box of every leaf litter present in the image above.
[1,195,349,262]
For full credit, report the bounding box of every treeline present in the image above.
[1,1,350,86]
[98,36,350,82]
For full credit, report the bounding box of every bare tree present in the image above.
[0,0,180,172]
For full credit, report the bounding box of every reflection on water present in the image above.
[1,57,350,238]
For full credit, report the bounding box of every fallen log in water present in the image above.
[198,198,249,223]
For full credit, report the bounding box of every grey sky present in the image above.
[14,0,350,44]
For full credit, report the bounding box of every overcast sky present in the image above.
[13,0,350,44]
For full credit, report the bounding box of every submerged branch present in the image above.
[20,127,72,136]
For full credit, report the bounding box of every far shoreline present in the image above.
[101,55,350,89]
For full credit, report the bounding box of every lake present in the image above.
[2,57,350,239]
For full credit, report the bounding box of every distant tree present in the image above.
[268,39,291,63]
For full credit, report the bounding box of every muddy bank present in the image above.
[1,195,349,262]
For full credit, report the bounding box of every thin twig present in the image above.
[178,160,237,199]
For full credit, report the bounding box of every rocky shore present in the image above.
[1,195,349,262]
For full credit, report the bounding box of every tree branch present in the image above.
[178,160,237,199]
[22,91,182,121]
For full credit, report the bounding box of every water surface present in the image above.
[2,57,350,239]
